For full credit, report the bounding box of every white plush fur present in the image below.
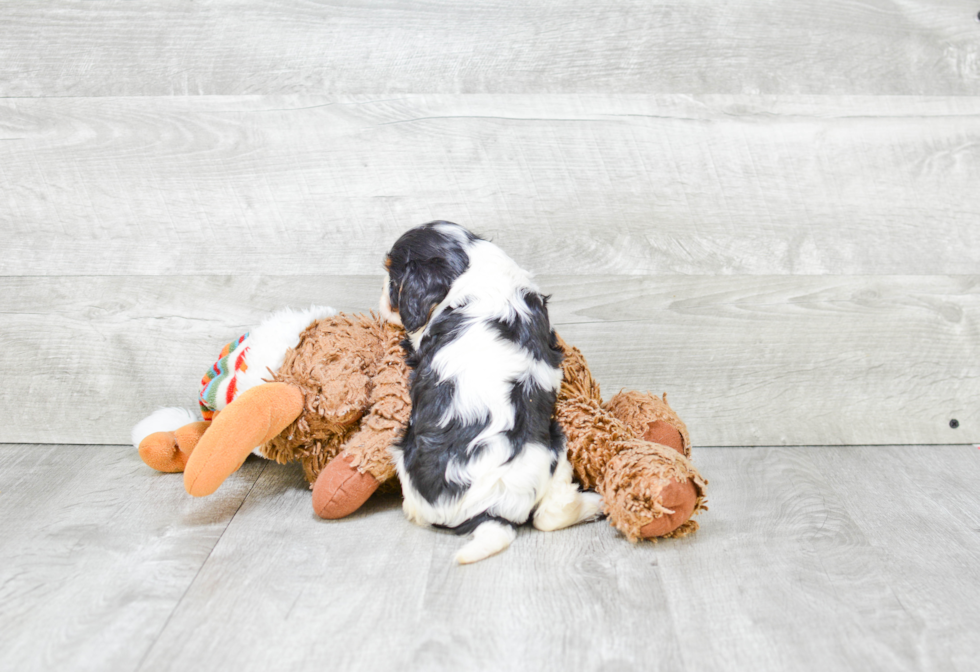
[131,407,200,449]
[386,224,600,564]
[235,305,337,393]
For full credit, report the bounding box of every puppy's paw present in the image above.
[579,490,604,522]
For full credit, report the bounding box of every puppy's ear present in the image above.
[397,259,453,333]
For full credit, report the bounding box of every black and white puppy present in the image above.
[380,221,601,564]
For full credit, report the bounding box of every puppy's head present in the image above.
[380,221,477,333]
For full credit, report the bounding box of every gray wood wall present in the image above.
[2,1,978,447]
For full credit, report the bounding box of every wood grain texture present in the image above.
[2,95,979,276]
[811,446,980,671]
[4,444,978,672]
[0,444,266,672]
[137,461,686,672]
[1,274,975,446]
[1,1,978,97]
[655,445,980,672]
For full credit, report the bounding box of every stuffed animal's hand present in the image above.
[311,453,383,518]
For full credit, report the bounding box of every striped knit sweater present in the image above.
[198,333,250,420]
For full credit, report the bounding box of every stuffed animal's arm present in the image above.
[312,330,411,518]
[339,361,410,482]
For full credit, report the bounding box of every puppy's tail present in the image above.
[454,520,517,565]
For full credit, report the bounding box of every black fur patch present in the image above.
[398,308,492,505]
[433,511,519,536]
[491,291,564,467]
[548,418,564,474]
[385,221,479,333]
[488,292,563,368]
[504,378,559,464]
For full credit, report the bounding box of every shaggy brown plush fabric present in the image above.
[604,390,691,458]
[265,314,410,486]
[554,334,707,541]
[602,442,707,541]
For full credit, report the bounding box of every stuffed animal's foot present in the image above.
[184,382,305,497]
[637,478,698,538]
[604,391,691,458]
[138,421,211,473]
[312,452,381,519]
[600,441,707,542]
[139,432,185,473]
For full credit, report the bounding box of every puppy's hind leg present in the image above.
[533,453,603,532]
[454,520,517,565]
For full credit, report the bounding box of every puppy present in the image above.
[380,221,601,564]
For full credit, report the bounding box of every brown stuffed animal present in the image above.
[135,311,707,539]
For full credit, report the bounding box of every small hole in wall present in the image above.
[950,419,960,429]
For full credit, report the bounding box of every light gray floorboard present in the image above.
[2,95,979,276]
[1,274,975,446]
[2,444,978,672]
[812,446,980,670]
[137,462,687,672]
[1,1,977,96]
[0,444,266,672]
[657,448,927,671]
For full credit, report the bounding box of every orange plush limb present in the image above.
[608,414,699,538]
[138,421,211,473]
[602,391,705,538]
[603,390,692,458]
[183,382,305,497]
[638,479,698,538]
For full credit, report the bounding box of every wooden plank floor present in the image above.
[2,444,978,672]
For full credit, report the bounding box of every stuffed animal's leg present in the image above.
[603,390,691,458]
[138,421,211,473]
[601,392,705,538]
[599,440,707,541]
[184,382,305,497]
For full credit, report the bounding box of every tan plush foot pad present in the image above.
[643,420,684,455]
[312,452,381,519]
[173,421,211,456]
[601,441,707,541]
[638,478,698,538]
[138,432,187,473]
